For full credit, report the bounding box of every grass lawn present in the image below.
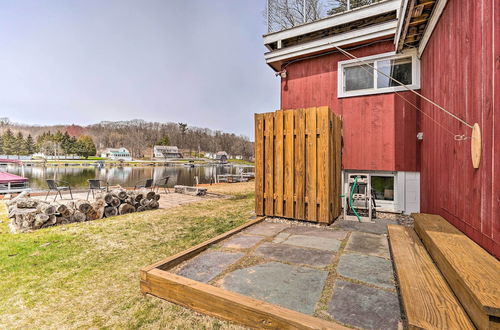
[227,159,255,166]
[0,183,254,329]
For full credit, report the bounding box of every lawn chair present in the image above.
[134,178,154,191]
[87,179,109,200]
[154,176,170,194]
[45,179,73,201]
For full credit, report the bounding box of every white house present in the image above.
[153,146,182,159]
[100,147,132,161]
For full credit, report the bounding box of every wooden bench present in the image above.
[388,224,474,329]
[413,213,500,329]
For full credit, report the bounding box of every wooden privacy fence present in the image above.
[255,106,342,224]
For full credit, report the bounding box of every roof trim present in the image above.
[264,21,397,71]
[418,0,448,57]
[263,0,400,45]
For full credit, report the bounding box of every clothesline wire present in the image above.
[330,43,469,140]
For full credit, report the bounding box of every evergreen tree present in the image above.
[14,132,25,155]
[61,131,73,155]
[76,135,96,159]
[2,129,14,155]
[156,135,170,146]
[26,134,36,155]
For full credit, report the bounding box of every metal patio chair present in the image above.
[45,179,73,201]
[154,176,170,194]
[87,179,109,200]
[134,178,154,191]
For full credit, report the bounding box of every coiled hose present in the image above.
[349,176,361,222]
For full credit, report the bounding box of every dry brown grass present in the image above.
[0,184,254,329]
[202,182,254,196]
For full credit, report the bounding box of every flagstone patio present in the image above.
[169,218,404,329]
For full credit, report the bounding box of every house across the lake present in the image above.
[100,147,132,161]
[153,145,182,159]
[215,151,228,163]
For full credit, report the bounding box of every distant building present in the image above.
[153,145,182,159]
[216,151,228,163]
[204,152,216,159]
[100,147,132,161]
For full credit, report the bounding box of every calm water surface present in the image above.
[1,164,254,190]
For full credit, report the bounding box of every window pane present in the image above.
[371,176,394,201]
[344,64,374,91]
[377,57,412,88]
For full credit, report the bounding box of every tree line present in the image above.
[0,119,254,159]
[0,128,97,158]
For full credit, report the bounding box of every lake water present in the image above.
[1,164,254,191]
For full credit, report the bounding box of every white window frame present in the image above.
[337,50,420,98]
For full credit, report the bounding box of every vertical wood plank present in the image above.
[264,113,274,216]
[254,114,264,216]
[284,110,295,218]
[274,110,284,216]
[305,107,317,221]
[294,109,305,220]
[332,114,342,219]
[317,107,329,223]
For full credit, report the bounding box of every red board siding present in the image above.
[419,0,499,257]
[280,40,418,171]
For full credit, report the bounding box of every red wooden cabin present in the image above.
[263,0,498,257]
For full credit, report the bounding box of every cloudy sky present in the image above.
[0,0,279,138]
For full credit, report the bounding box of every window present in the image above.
[344,63,374,91]
[338,51,420,97]
[377,57,412,88]
[371,176,394,201]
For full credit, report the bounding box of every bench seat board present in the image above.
[388,224,474,329]
[413,213,500,329]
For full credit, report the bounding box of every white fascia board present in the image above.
[265,21,397,65]
[263,0,401,45]
[394,0,410,47]
[418,0,448,57]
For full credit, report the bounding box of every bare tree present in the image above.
[327,0,378,15]
[267,0,324,32]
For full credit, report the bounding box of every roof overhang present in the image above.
[263,0,401,72]
[394,0,446,56]
[264,21,398,71]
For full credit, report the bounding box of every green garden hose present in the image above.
[349,176,361,222]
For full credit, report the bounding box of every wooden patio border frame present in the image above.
[140,217,347,329]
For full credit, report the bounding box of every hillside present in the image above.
[0,118,253,159]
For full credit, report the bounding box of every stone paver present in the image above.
[332,219,397,235]
[177,251,244,283]
[243,222,290,236]
[255,243,335,267]
[281,234,341,252]
[221,235,264,249]
[345,232,390,258]
[283,226,348,240]
[337,254,394,289]
[272,232,290,243]
[222,262,328,315]
[328,280,401,330]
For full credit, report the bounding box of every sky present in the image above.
[0,0,279,138]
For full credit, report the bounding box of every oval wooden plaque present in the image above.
[471,123,481,169]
